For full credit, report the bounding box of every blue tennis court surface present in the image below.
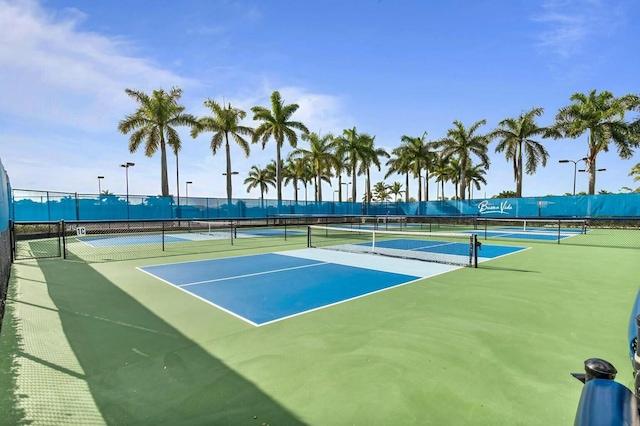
[139,240,526,326]
[139,253,422,326]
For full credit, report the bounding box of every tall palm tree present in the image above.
[191,100,254,203]
[433,120,492,200]
[553,90,637,194]
[251,91,309,202]
[493,107,551,197]
[385,145,412,202]
[398,133,434,203]
[333,150,351,202]
[290,132,336,202]
[118,87,197,197]
[357,136,388,202]
[244,165,275,206]
[335,126,370,202]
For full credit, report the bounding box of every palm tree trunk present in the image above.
[225,134,232,204]
[351,163,357,203]
[405,173,409,202]
[160,136,169,197]
[317,170,322,201]
[424,168,429,202]
[338,174,343,202]
[459,157,467,200]
[516,146,523,198]
[417,173,422,203]
[588,133,596,195]
[276,144,282,202]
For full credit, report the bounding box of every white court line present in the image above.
[178,262,328,288]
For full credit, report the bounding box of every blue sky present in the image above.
[1,0,639,200]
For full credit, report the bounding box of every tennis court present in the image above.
[138,242,525,326]
[3,219,640,425]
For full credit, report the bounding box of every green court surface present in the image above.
[1,235,639,425]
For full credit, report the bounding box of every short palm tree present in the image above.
[251,91,309,202]
[289,132,336,202]
[465,162,487,199]
[433,120,492,200]
[372,182,389,201]
[191,100,254,202]
[388,182,403,202]
[493,107,551,197]
[553,90,638,194]
[244,165,275,206]
[118,87,197,196]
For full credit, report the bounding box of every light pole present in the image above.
[333,190,339,202]
[578,168,606,193]
[120,162,134,219]
[185,181,192,205]
[222,171,239,201]
[559,158,587,195]
[97,176,104,195]
[340,182,351,202]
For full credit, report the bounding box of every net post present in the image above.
[230,222,234,246]
[473,234,479,268]
[162,221,165,251]
[307,226,311,247]
[371,229,376,253]
[557,219,561,245]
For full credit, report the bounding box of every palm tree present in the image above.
[629,163,640,182]
[335,127,376,202]
[446,157,462,200]
[433,120,492,200]
[493,107,551,197]
[244,165,275,206]
[289,132,336,202]
[118,87,197,197]
[373,182,392,202]
[251,91,309,202]
[465,162,487,199]
[385,146,412,202]
[283,157,305,203]
[398,132,435,203]
[553,90,637,194]
[357,136,388,202]
[430,154,450,200]
[333,150,351,202]
[191,100,254,203]
[388,182,403,202]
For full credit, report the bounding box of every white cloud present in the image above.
[531,0,620,57]
[0,0,193,131]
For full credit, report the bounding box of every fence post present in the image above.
[61,220,66,259]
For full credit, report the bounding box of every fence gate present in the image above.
[12,221,62,260]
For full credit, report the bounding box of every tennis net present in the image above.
[307,225,479,267]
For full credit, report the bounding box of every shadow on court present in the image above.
[33,258,306,425]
